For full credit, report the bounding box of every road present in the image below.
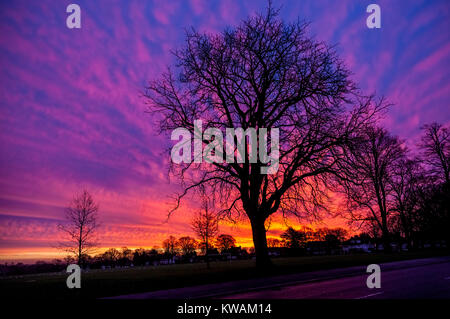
[221,258,450,299]
[107,256,450,299]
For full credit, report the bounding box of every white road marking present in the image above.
[355,291,384,299]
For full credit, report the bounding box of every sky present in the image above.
[0,0,449,263]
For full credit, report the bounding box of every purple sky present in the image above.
[0,0,449,262]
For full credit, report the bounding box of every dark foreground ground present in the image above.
[221,257,450,299]
[1,250,449,299]
[109,256,450,299]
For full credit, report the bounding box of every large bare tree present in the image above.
[58,190,99,265]
[419,122,450,184]
[145,6,383,267]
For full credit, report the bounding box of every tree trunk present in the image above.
[381,226,392,253]
[78,226,83,265]
[380,210,392,253]
[399,212,412,250]
[205,239,210,269]
[250,217,272,269]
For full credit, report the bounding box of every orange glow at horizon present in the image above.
[0,210,354,263]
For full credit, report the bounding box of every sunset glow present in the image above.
[1,0,449,263]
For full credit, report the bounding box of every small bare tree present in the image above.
[177,236,198,256]
[58,190,99,265]
[162,235,178,255]
[215,234,236,253]
[191,200,219,269]
[419,122,450,184]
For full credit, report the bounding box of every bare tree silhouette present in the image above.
[145,5,384,267]
[389,158,423,249]
[191,200,219,269]
[177,236,198,256]
[58,190,99,265]
[102,247,121,264]
[337,127,405,251]
[414,180,450,243]
[280,227,307,249]
[419,122,450,184]
[215,234,236,253]
[162,235,178,255]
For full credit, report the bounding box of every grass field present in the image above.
[1,250,449,299]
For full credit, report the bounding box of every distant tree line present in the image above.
[336,123,450,251]
[273,226,348,249]
[1,233,243,276]
[161,233,237,257]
